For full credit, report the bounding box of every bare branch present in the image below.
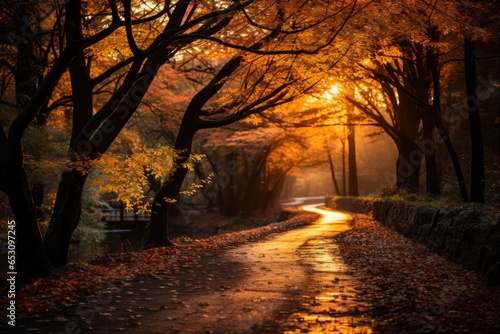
[122,0,143,58]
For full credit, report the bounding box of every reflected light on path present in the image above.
[281,203,374,334]
[231,200,373,333]
[300,204,352,223]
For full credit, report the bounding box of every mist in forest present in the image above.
[283,126,398,199]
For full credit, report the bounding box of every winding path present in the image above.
[20,205,374,333]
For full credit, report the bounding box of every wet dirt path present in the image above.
[18,205,374,333]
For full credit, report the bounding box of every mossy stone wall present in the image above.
[325,196,500,284]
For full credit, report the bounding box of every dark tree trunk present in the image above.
[395,140,422,193]
[252,160,267,212]
[327,150,342,196]
[146,124,197,247]
[45,2,191,260]
[464,37,485,203]
[395,78,423,193]
[347,124,359,196]
[262,166,294,212]
[219,151,242,216]
[43,1,94,267]
[32,183,44,221]
[421,112,440,195]
[417,39,440,196]
[14,4,38,113]
[0,4,53,279]
[341,138,346,195]
[426,29,468,202]
[237,150,269,214]
[146,169,162,196]
[4,166,52,278]
[147,196,174,247]
[43,170,88,267]
[433,117,469,202]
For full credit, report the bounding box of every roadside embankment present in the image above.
[326,196,500,284]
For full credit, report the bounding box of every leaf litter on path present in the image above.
[7,210,319,319]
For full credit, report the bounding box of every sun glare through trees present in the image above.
[0,0,499,332]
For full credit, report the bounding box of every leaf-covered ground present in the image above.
[5,209,500,333]
[333,214,500,333]
[5,210,319,321]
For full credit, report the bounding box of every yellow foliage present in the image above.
[242,114,263,125]
[181,153,206,171]
[179,173,214,197]
[92,146,178,212]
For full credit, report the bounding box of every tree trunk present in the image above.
[147,162,192,247]
[145,124,197,247]
[347,124,359,196]
[45,47,168,266]
[14,4,38,114]
[395,140,422,193]
[327,150,342,196]
[433,117,469,202]
[4,4,52,278]
[43,169,87,267]
[5,166,52,278]
[147,196,174,247]
[422,26,441,196]
[238,150,269,214]
[341,138,346,195]
[464,37,485,203]
[42,0,95,268]
[32,183,44,221]
[421,112,440,196]
[395,80,423,193]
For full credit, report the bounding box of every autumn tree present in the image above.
[365,29,468,200]
[323,131,343,196]
[456,0,498,202]
[144,0,362,245]
[331,0,496,201]
[42,0,253,270]
[0,0,66,276]
[0,0,364,277]
[180,127,302,215]
[128,0,366,248]
[0,0,268,275]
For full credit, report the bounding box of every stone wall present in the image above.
[325,196,500,284]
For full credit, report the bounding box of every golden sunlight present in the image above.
[322,84,341,101]
[300,204,352,223]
